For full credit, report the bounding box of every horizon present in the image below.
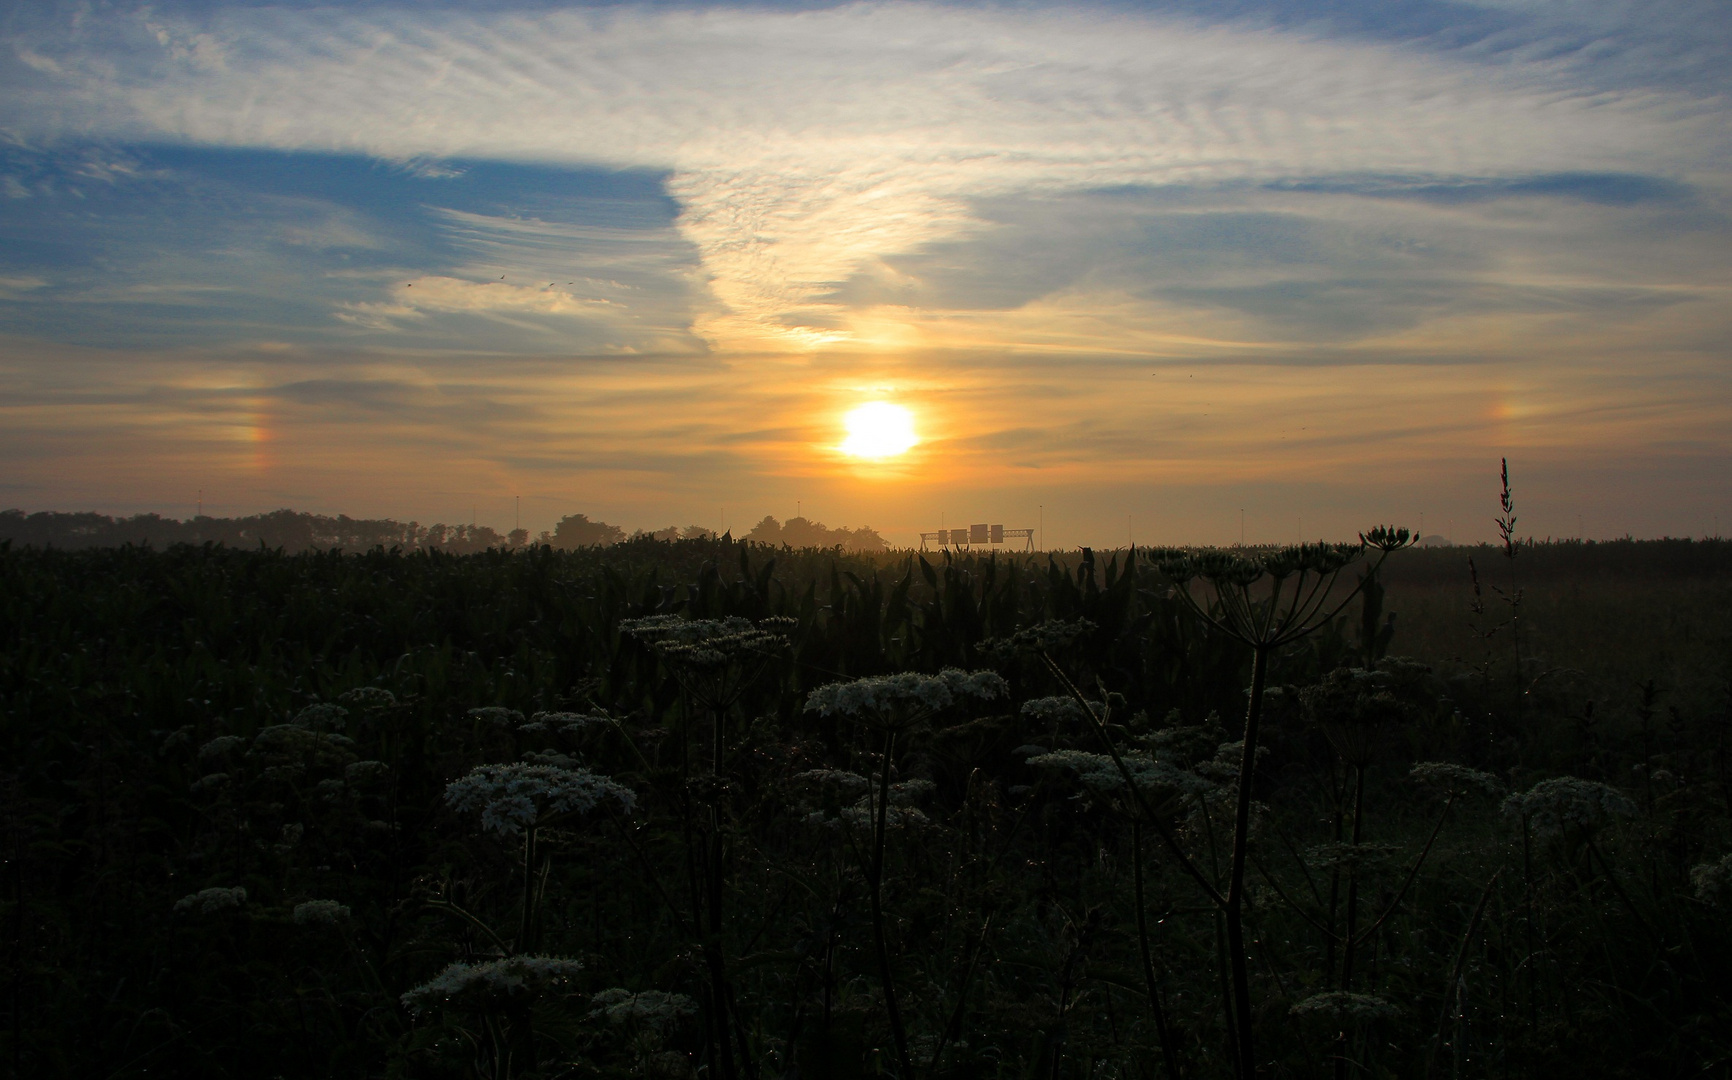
[7,502,1723,552]
[3,1,1730,548]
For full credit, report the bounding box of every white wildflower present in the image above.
[791,769,873,800]
[345,760,389,785]
[1411,762,1505,797]
[1691,853,1732,906]
[1021,697,1103,724]
[293,899,351,926]
[620,615,795,669]
[807,805,930,831]
[1502,777,1638,839]
[401,955,585,1016]
[444,763,635,836]
[468,707,525,729]
[588,988,699,1033]
[249,725,357,769]
[804,669,1007,727]
[190,772,231,794]
[1304,842,1398,871]
[174,886,246,915]
[292,702,350,732]
[888,779,935,805]
[338,686,397,708]
[198,735,247,762]
[522,711,617,734]
[1290,991,1399,1024]
[522,749,578,769]
[1028,749,1212,800]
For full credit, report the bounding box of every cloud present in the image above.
[341,276,619,324]
[4,2,1724,349]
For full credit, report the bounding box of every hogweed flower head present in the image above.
[521,711,619,734]
[588,988,699,1033]
[1028,749,1212,804]
[804,668,1006,730]
[338,686,397,708]
[444,762,634,835]
[1021,696,1104,725]
[620,614,796,669]
[467,707,525,730]
[293,899,351,926]
[1290,991,1399,1025]
[1690,853,1732,906]
[174,886,246,915]
[1411,762,1505,798]
[401,955,585,1016]
[197,735,246,762]
[1502,776,1637,839]
[292,702,350,732]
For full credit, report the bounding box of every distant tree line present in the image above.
[0,509,524,554]
[0,508,889,554]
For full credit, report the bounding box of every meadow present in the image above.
[2,533,1729,1079]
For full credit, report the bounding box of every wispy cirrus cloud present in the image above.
[5,1,1726,349]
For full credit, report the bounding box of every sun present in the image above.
[840,402,918,459]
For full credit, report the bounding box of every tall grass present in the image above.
[1,534,1729,1078]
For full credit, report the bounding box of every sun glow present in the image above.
[840,402,918,459]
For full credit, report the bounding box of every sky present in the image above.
[2,0,1730,548]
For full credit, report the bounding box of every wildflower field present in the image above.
[2,533,1730,1079]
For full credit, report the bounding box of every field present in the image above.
[2,536,1730,1079]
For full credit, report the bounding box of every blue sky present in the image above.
[2,0,1729,545]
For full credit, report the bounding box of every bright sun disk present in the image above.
[840,402,918,459]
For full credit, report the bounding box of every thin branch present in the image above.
[1352,794,1456,948]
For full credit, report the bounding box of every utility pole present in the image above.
[1240,508,1245,547]
[515,495,520,533]
[1038,505,1043,552]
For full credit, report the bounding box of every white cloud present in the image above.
[341,276,619,326]
[3,3,1726,349]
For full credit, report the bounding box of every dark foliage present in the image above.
[1,536,1729,1079]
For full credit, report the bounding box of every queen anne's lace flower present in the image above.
[1502,777,1638,839]
[620,615,796,669]
[1027,750,1212,799]
[1691,853,1732,906]
[1290,992,1399,1023]
[174,886,246,915]
[1304,842,1398,871]
[1411,762,1505,797]
[444,763,635,835]
[807,804,931,831]
[804,669,1007,727]
[293,899,350,926]
[344,760,389,785]
[401,955,585,1015]
[197,735,246,762]
[338,686,397,708]
[588,988,699,1033]
[292,702,350,732]
[249,726,357,771]
[1020,697,1104,724]
[190,772,231,794]
[467,707,525,729]
[791,769,873,800]
[521,711,618,733]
